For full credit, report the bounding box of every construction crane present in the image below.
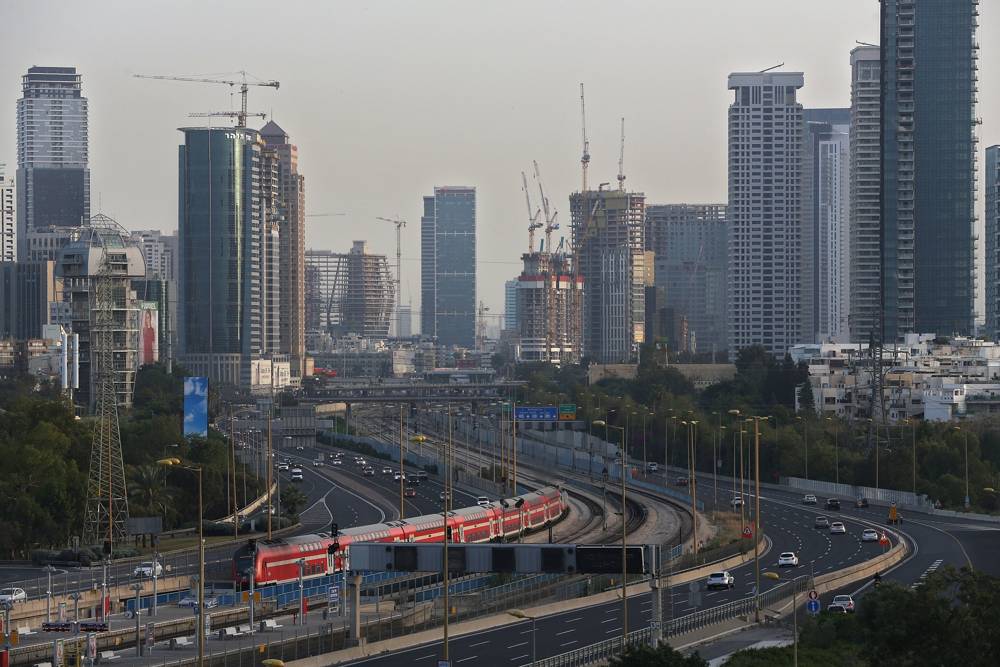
[188,111,267,126]
[617,117,626,191]
[306,213,348,218]
[579,83,591,193]
[375,216,407,335]
[134,71,279,128]
[476,301,491,351]
[522,171,542,253]
[533,160,559,253]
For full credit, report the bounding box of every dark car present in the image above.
[675,476,689,486]
[825,498,841,510]
[855,497,869,508]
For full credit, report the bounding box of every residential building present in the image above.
[129,229,176,281]
[16,66,90,259]
[421,186,476,347]
[804,109,851,341]
[0,259,59,340]
[570,187,646,363]
[645,204,727,355]
[727,71,808,358]
[260,121,306,378]
[0,166,13,262]
[986,146,1000,339]
[849,45,882,343]
[880,0,978,340]
[396,303,412,338]
[504,279,518,331]
[129,230,177,367]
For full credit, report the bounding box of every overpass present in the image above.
[300,380,525,404]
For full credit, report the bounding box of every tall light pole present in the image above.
[796,416,809,479]
[745,416,767,622]
[907,418,916,495]
[506,610,536,665]
[593,420,628,652]
[682,420,699,555]
[398,404,405,520]
[158,458,204,667]
[442,407,454,663]
[954,426,970,508]
[728,410,743,530]
[826,416,840,485]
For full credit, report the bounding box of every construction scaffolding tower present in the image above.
[304,242,395,340]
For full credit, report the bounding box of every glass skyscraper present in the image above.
[880,0,978,340]
[986,146,1000,339]
[421,186,476,348]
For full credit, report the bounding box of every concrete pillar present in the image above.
[349,573,362,645]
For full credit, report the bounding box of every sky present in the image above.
[1,0,997,326]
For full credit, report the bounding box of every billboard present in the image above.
[183,376,208,437]
[514,406,559,422]
[139,302,159,365]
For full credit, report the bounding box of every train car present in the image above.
[233,485,566,585]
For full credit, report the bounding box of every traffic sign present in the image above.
[558,404,577,421]
[514,406,559,422]
[807,590,818,601]
[742,526,753,539]
[806,599,820,615]
[328,586,339,612]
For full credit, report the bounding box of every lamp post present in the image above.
[682,420,699,555]
[158,457,204,667]
[728,410,744,530]
[398,405,406,520]
[442,407,453,664]
[763,571,798,667]
[44,564,55,622]
[796,416,809,480]
[593,419,628,653]
[130,582,143,656]
[954,426,970,509]
[506,610,536,665]
[826,416,840,485]
[745,416,768,622]
[907,418,916,495]
[151,552,160,617]
[2,600,13,653]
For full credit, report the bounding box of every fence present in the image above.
[782,476,929,508]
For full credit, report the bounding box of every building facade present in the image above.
[260,121,306,378]
[0,260,59,340]
[16,66,90,260]
[396,303,412,338]
[515,251,582,364]
[645,204,727,356]
[130,229,176,281]
[304,244,395,341]
[421,186,476,347]
[504,279,518,331]
[986,145,1000,339]
[880,0,978,340]
[0,167,13,262]
[727,72,808,359]
[849,45,882,343]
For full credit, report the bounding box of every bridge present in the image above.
[300,380,526,404]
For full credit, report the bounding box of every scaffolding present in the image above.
[304,242,394,340]
[515,251,582,364]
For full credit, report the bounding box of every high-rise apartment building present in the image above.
[177,127,271,386]
[130,230,177,281]
[880,0,978,340]
[727,71,808,359]
[0,167,13,262]
[396,303,412,338]
[0,260,59,340]
[849,45,882,343]
[645,204,727,356]
[804,109,851,342]
[504,280,518,331]
[421,186,476,347]
[16,67,90,260]
[130,229,178,367]
[986,146,1000,339]
[260,121,306,377]
[570,188,646,363]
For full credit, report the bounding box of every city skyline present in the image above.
[4,1,996,319]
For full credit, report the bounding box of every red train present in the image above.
[233,486,566,585]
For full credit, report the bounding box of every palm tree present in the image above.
[128,464,174,521]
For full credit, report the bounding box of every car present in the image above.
[133,561,163,578]
[409,477,421,485]
[730,496,744,508]
[313,460,324,467]
[855,497,870,508]
[296,445,305,451]
[334,452,344,458]
[830,521,847,534]
[356,458,367,466]
[439,491,451,502]
[381,467,393,475]
[331,458,343,466]
[394,472,407,481]
[814,516,831,529]
[826,603,850,614]
[362,467,375,476]
[778,552,799,567]
[646,462,659,473]
[675,476,689,486]
[290,469,304,482]
[278,463,290,472]
[416,471,429,479]
[404,487,417,498]
[826,498,841,510]
[476,496,491,508]
[0,587,27,603]
[829,594,855,613]
[706,571,735,590]
[861,528,879,542]
[803,494,818,505]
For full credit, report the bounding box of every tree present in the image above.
[280,486,308,520]
[608,643,707,666]
[128,464,174,522]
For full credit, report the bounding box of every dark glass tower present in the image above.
[421,186,476,347]
[880,0,978,340]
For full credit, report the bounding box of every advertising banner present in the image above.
[183,377,209,437]
[138,302,159,365]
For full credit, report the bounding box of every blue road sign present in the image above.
[514,406,559,422]
[807,599,820,615]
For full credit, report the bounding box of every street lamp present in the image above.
[903,418,916,496]
[796,416,809,480]
[745,415,769,622]
[593,419,628,652]
[158,457,204,667]
[763,571,798,667]
[506,609,536,664]
[44,564,55,622]
[953,426,970,509]
[826,416,840,485]
[681,420,699,555]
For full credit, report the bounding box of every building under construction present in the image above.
[570,187,646,363]
[305,241,394,341]
[515,251,582,364]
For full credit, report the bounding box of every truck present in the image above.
[888,503,902,525]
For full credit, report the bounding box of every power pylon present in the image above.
[82,253,130,554]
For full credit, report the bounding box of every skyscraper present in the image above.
[0,166,13,262]
[570,187,646,363]
[804,109,851,341]
[880,0,978,340]
[16,66,90,259]
[645,204,727,356]
[260,121,306,378]
[986,145,1000,339]
[421,186,476,347]
[727,71,808,359]
[849,45,882,343]
[504,279,518,331]
[177,127,268,387]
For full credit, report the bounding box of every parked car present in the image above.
[706,571,735,590]
[830,521,847,535]
[814,516,831,529]
[778,552,799,567]
[802,494,818,505]
[855,497,870,508]
[829,594,855,613]
[476,496,491,508]
[826,498,841,510]
[0,587,27,603]
[861,528,879,542]
[404,487,417,498]
[133,561,163,578]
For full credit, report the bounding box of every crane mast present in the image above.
[375,216,408,336]
[580,83,591,193]
[522,171,542,253]
[617,117,626,191]
[533,160,559,252]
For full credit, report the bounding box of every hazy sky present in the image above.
[1,0,997,325]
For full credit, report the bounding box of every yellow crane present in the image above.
[134,71,279,128]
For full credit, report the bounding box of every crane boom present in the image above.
[375,217,408,336]
[580,83,591,193]
[533,160,559,253]
[134,71,279,128]
[617,117,626,191]
[522,171,542,253]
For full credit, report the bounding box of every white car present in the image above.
[861,528,879,542]
[133,562,163,578]
[777,552,799,567]
[730,496,744,508]
[394,472,406,481]
[290,468,304,481]
[829,594,855,613]
[476,496,491,508]
[706,571,735,590]
[313,460,324,467]
[277,463,290,471]
[830,521,847,535]
[178,596,218,609]
[331,458,343,466]
[0,587,27,603]
[803,494,818,505]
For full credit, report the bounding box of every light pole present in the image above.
[44,564,55,622]
[728,410,744,530]
[826,416,840,485]
[506,610,536,664]
[151,552,160,617]
[763,571,798,667]
[593,420,628,653]
[796,416,809,479]
[2,600,13,654]
[130,582,143,656]
[745,416,768,622]
[158,457,204,667]
[682,420,699,555]
[906,418,916,495]
[68,591,81,631]
[954,426,970,509]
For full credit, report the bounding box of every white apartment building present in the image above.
[727,72,808,359]
[0,167,13,262]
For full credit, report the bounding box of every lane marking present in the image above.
[469,640,490,648]
[507,642,528,649]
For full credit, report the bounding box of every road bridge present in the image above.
[300,380,524,405]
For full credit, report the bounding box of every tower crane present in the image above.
[134,71,280,128]
[522,171,542,253]
[579,83,591,193]
[188,111,267,125]
[533,160,559,253]
[617,117,626,191]
[375,216,407,335]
